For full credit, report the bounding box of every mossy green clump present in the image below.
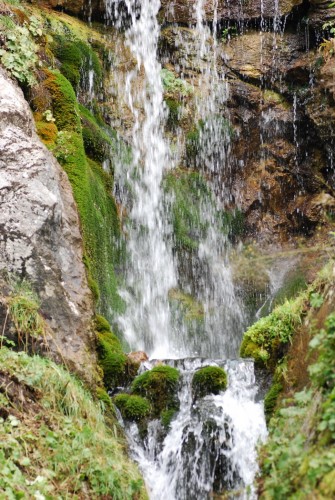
[95,314,112,333]
[114,394,151,422]
[52,35,102,93]
[192,366,228,399]
[0,347,147,499]
[43,69,81,132]
[42,69,124,318]
[161,408,177,429]
[79,104,116,163]
[95,315,128,388]
[131,365,180,418]
[240,297,304,369]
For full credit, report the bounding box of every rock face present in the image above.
[0,68,97,384]
[160,0,304,23]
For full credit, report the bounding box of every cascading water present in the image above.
[104,0,267,497]
[124,358,267,500]
[109,0,178,358]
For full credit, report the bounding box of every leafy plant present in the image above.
[0,12,43,86]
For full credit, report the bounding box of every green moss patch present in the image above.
[114,394,151,422]
[131,365,180,418]
[240,297,304,369]
[52,35,102,93]
[192,366,228,399]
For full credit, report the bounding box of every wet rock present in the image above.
[223,31,311,87]
[0,68,98,385]
[127,351,149,364]
[160,0,304,24]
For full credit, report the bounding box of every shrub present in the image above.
[192,366,228,399]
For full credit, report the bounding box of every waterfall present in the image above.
[107,0,178,358]
[104,0,267,497]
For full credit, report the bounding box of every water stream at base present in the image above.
[123,359,267,499]
[104,0,267,497]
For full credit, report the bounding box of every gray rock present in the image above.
[0,68,98,385]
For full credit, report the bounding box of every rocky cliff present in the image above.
[0,67,98,383]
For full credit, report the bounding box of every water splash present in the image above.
[125,359,267,500]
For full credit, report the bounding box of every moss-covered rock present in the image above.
[192,366,228,399]
[79,104,116,163]
[113,393,151,422]
[240,297,304,369]
[52,35,102,93]
[131,365,180,418]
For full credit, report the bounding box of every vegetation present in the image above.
[192,366,228,399]
[240,296,303,368]
[95,315,128,388]
[131,365,180,418]
[113,394,151,422]
[161,68,193,98]
[0,347,147,499]
[259,313,335,498]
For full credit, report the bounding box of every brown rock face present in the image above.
[0,68,98,385]
[160,0,304,23]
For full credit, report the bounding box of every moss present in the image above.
[240,297,304,369]
[95,314,112,333]
[52,35,102,93]
[35,120,58,147]
[42,69,81,132]
[161,408,177,429]
[131,365,180,418]
[192,366,228,399]
[79,104,116,163]
[264,382,283,421]
[96,387,113,409]
[113,394,151,422]
[97,331,127,387]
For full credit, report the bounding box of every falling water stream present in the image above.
[105,0,267,497]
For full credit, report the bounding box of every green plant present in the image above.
[7,278,46,350]
[192,366,228,399]
[161,68,193,97]
[0,16,38,86]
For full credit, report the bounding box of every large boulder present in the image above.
[0,68,98,385]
